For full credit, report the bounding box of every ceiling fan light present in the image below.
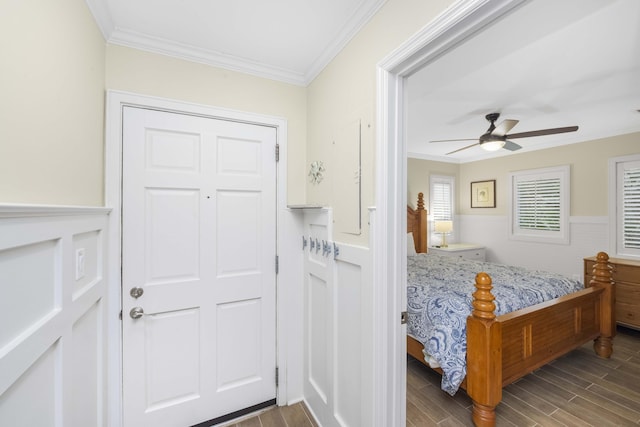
[481,140,505,151]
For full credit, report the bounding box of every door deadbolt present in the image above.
[130,287,144,298]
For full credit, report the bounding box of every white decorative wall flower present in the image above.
[308,161,326,184]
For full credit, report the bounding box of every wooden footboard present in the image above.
[466,252,615,426]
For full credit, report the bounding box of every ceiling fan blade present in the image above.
[507,125,578,139]
[446,142,479,155]
[503,141,522,151]
[429,138,477,143]
[493,119,519,136]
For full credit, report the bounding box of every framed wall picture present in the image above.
[471,179,496,208]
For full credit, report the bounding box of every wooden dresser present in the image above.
[584,256,640,330]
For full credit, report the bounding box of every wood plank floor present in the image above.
[219,401,318,427]
[225,327,640,427]
[408,326,640,426]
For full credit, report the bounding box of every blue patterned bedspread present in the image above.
[407,253,583,395]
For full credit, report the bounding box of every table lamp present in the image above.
[434,220,453,248]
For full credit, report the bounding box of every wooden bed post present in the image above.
[466,273,502,427]
[415,192,427,253]
[589,252,615,358]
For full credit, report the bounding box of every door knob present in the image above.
[130,307,144,319]
[130,287,144,298]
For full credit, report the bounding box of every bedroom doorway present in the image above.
[374,0,527,425]
[120,106,277,426]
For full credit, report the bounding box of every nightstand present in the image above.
[429,243,486,261]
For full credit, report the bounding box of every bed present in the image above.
[406,192,615,427]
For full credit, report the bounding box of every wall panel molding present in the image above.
[0,209,109,426]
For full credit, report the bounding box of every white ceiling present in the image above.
[85,0,386,85]
[86,0,639,161]
[407,0,640,163]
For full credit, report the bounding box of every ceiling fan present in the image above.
[430,113,579,155]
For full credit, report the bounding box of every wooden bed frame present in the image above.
[407,192,615,426]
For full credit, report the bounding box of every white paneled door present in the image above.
[121,107,277,427]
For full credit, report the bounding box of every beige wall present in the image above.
[407,158,459,211]
[306,0,455,245]
[0,0,456,215]
[0,0,308,207]
[408,132,639,218]
[0,0,106,205]
[105,45,308,205]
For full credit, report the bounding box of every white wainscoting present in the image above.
[333,242,373,427]
[0,206,110,426]
[301,208,373,427]
[458,214,609,280]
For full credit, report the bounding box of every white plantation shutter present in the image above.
[429,175,455,244]
[617,159,640,255]
[509,166,569,244]
[516,177,561,231]
[431,180,452,221]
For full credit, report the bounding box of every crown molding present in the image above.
[86,0,387,86]
[84,0,114,40]
[108,28,308,86]
[304,0,387,84]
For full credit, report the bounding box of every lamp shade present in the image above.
[434,220,453,233]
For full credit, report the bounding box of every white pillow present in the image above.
[407,232,417,256]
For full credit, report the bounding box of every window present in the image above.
[430,175,455,242]
[610,155,640,258]
[508,165,570,244]
[430,175,454,221]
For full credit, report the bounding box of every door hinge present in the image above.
[401,311,408,325]
[275,144,280,162]
[275,366,279,387]
[275,255,279,274]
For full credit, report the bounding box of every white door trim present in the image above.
[373,1,528,425]
[105,90,290,427]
